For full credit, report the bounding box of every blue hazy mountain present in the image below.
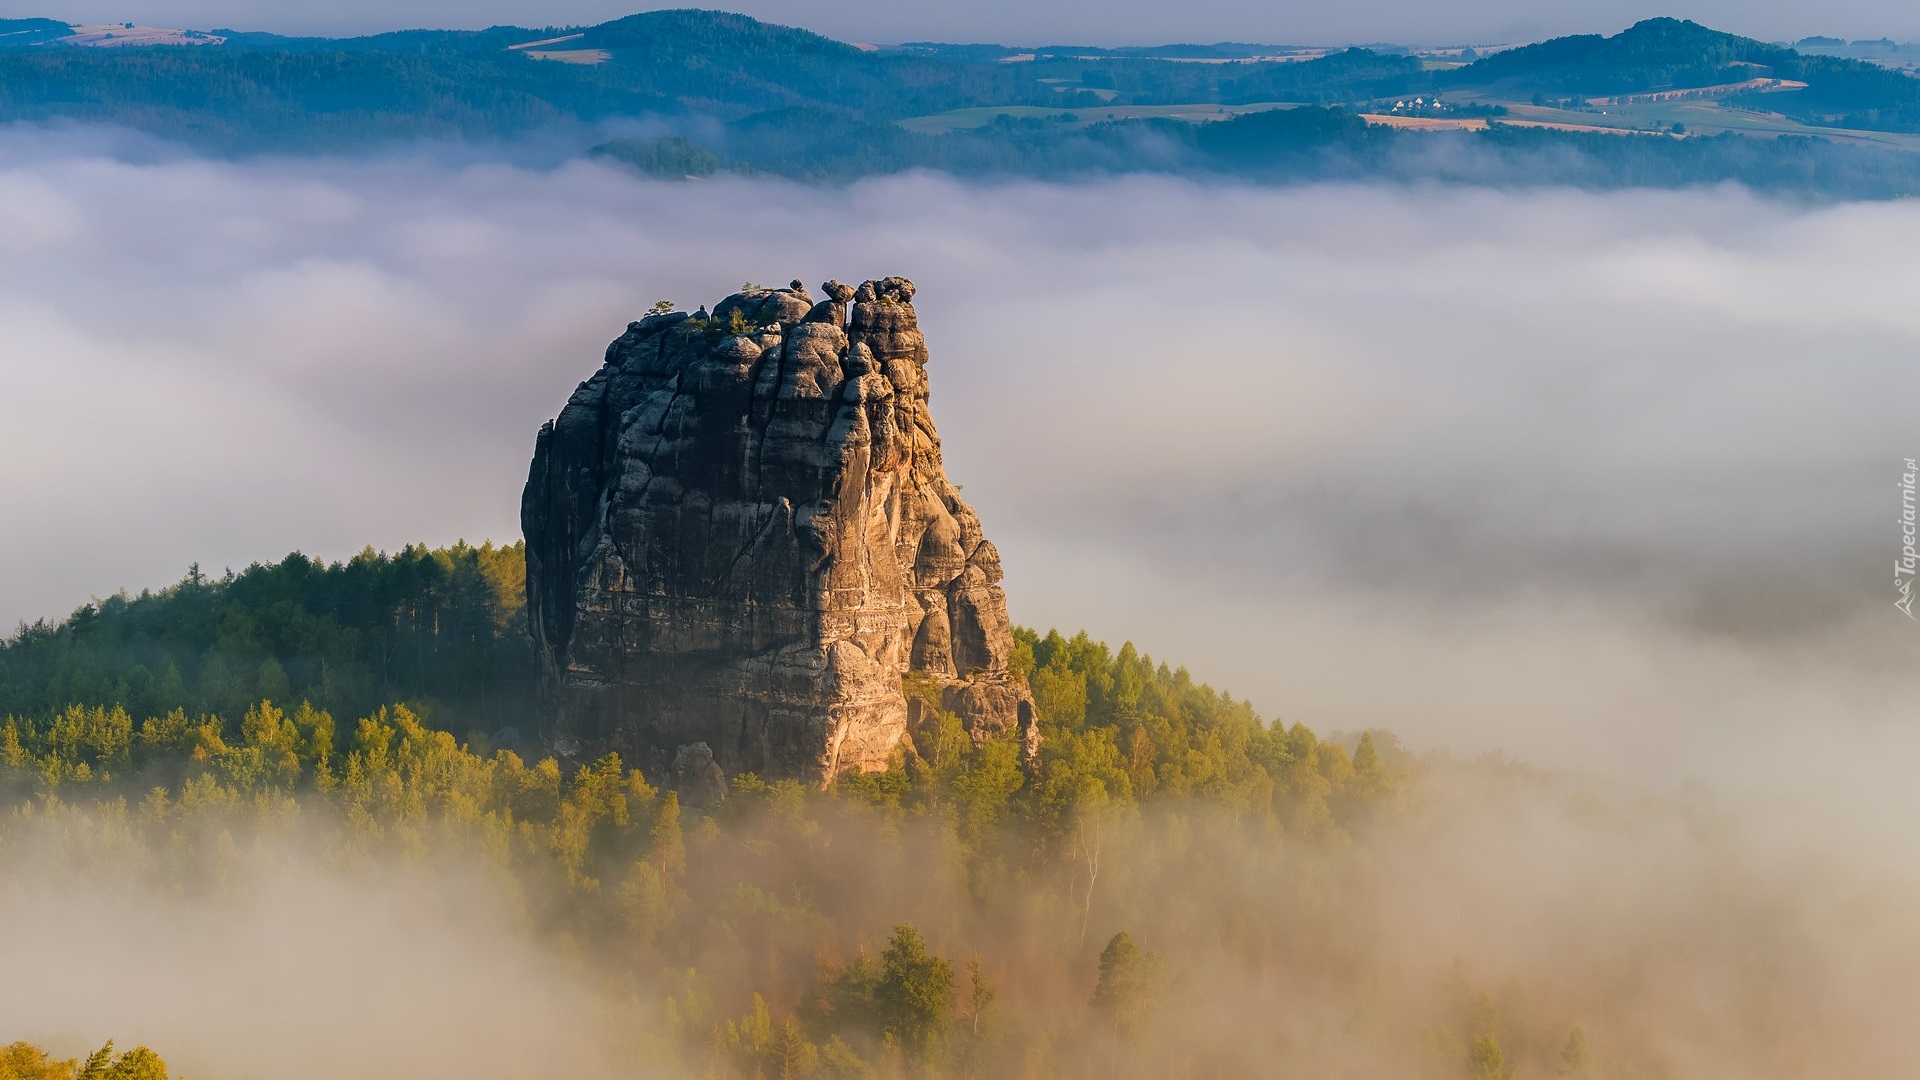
[4,9,1920,195]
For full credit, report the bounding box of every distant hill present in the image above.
[1446,17,1794,93]
[0,16,68,47]
[0,6,1421,148]
[4,10,1920,191]
[1442,17,1920,132]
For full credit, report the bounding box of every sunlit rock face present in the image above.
[523,277,1037,782]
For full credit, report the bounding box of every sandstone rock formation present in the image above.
[522,277,1037,783]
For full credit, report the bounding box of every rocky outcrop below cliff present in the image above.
[522,277,1037,784]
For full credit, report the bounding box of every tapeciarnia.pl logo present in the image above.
[1900,458,1917,619]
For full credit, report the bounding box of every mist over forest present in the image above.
[4,7,1919,1080]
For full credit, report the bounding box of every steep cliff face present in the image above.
[522,277,1036,783]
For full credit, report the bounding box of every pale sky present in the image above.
[24,0,1920,46]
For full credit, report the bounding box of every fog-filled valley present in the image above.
[9,712,1918,1079]
[4,44,1920,1079]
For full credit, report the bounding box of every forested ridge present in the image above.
[0,542,530,737]
[2,541,1862,1078]
[0,11,1421,142]
[1443,18,1920,132]
[7,11,1920,194]
[0,542,1570,1079]
[0,540,1392,836]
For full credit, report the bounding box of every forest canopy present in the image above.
[3,540,1895,1078]
[0,1040,172,1080]
[1,541,1438,1079]
[0,542,530,738]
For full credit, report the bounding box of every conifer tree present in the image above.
[1467,1033,1508,1080]
[772,1017,818,1080]
[651,790,686,876]
[77,1042,113,1080]
[1090,931,1164,1041]
[103,1048,168,1080]
[1558,1026,1590,1075]
[879,924,954,1060]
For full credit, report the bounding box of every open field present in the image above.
[899,94,1920,149]
[62,24,223,46]
[897,100,1299,133]
[1037,78,1119,101]
[1584,77,1805,106]
[507,33,584,50]
[506,33,610,64]
[523,49,610,64]
[1361,114,1489,130]
[1485,100,1920,150]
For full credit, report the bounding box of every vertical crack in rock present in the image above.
[522,277,1038,783]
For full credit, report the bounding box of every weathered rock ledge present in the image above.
[522,277,1037,784]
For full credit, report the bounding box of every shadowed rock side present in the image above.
[523,277,1037,784]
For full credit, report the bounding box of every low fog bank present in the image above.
[3,130,1917,820]
[5,753,1919,1079]
[0,828,617,1079]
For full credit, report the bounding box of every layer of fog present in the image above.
[4,128,1919,849]
[6,753,1918,1078]
[23,0,1920,53]
[0,829,618,1078]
